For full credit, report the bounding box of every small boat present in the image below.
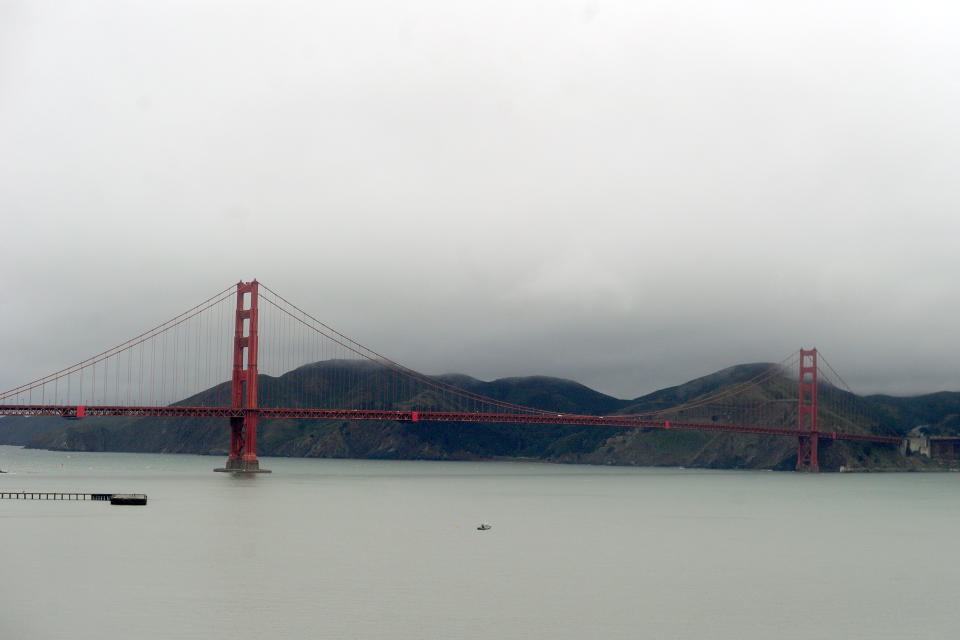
[476,523,491,531]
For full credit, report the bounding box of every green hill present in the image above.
[864,392,960,436]
[3,359,957,470]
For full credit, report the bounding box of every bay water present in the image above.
[1,445,957,639]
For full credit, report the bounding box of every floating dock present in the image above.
[0,492,147,505]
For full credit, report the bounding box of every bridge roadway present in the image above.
[0,405,903,445]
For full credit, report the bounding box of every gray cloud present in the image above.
[3,1,959,399]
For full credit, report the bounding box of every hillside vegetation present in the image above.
[3,360,957,471]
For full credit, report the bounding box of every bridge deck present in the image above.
[0,405,903,445]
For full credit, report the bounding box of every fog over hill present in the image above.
[3,2,960,403]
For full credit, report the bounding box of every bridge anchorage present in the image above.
[214,280,270,474]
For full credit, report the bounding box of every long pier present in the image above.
[0,492,147,504]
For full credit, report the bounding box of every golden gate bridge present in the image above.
[0,280,903,472]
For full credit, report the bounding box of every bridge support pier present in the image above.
[215,280,270,474]
[796,348,819,472]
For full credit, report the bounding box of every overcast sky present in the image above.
[2,0,959,399]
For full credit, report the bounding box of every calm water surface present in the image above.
[1,445,958,639]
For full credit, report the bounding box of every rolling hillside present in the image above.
[2,359,956,470]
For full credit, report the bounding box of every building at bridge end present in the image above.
[901,436,960,462]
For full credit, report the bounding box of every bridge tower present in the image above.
[796,348,819,471]
[215,280,270,473]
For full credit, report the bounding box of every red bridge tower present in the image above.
[796,348,819,471]
[215,280,270,473]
